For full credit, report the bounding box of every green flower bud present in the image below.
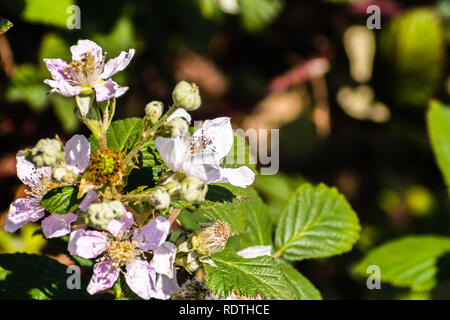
[31,138,64,167]
[86,200,125,230]
[180,176,208,202]
[145,101,164,124]
[160,117,189,138]
[172,81,201,111]
[192,220,231,256]
[150,188,171,210]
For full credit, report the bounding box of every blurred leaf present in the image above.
[222,133,257,173]
[274,183,360,261]
[41,186,83,214]
[39,33,70,62]
[0,18,13,34]
[353,236,450,291]
[427,101,450,195]
[22,0,75,28]
[205,248,293,299]
[50,95,79,133]
[238,0,283,32]
[278,261,322,300]
[6,64,48,112]
[0,224,46,254]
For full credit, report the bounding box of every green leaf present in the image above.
[205,248,293,299]
[278,261,322,300]
[274,183,360,261]
[427,101,450,194]
[50,95,79,133]
[0,18,13,34]
[0,253,96,300]
[106,118,143,151]
[40,186,83,214]
[353,235,450,291]
[22,0,75,28]
[222,133,257,172]
[239,0,283,32]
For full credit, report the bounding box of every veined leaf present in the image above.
[274,183,360,261]
[353,235,450,291]
[40,186,83,214]
[278,261,322,300]
[205,248,293,300]
[427,101,450,194]
[107,118,143,151]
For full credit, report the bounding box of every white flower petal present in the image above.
[44,79,81,97]
[215,166,255,188]
[100,49,135,79]
[41,213,77,239]
[106,211,134,237]
[133,216,170,251]
[183,152,222,183]
[167,108,192,123]
[4,198,45,233]
[70,39,103,63]
[191,117,234,160]
[87,260,120,295]
[150,242,176,278]
[78,191,98,211]
[15,152,52,188]
[68,229,107,259]
[153,272,180,300]
[125,259,157,300]
[155,137,186,172]
[65,134,91,175]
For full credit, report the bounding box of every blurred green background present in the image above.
[1,0,450,299]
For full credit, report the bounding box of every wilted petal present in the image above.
[68,229,107,259]
[106,211,134,237]
[155,137,186,172]
[133,216,170,251]
[16,152,52,188]
[167,108,192,123]
[41,213,77,239]
[150,242,176,278]
[100,49,135,79]
[78,190,98,211]
[183,152,221,183]
[94,80,128,102]
[237,245,271,258]
[4,198,45,233]
[44,79,81,97]
[192,117,234,160]
[70,39,103,63]
[153,272,180,300]
[43,58,71,81]
[65,134,91,175]
[215,166,255,188]
[125,259,157,300]
[87,260,120,295]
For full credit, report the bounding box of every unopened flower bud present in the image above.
[86,200,125,230]
[52,167,69,182]
[160,117,189,138]
[192,220,231,256]
[145,101,164,124]
[150,188,171,210]
[172,81,201,111]
[31,138,64,167]
[175,279,212,300]
[180,176,208,202]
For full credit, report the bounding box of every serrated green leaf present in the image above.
[353,235,450,291]
[274,183,360,261]
[278,261,322,300]
[205,248,293,299]
[0,253,95,300]
[0,18,13,34]
[40,186,83,214]
[427,101,450,194]
[107,118,143,151]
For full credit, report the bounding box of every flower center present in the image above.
[26,175,59,200]
[66,51,105,87]
[100,232,143,269]
[83,148,123,186]
[98,154,115,175]
[188,129,216,154]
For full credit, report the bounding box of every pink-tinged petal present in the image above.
[100,49,135,79]
[4,198,45,233]
[43,58,71,81]
[133,216,170,251]
[182,152,222,183]
[237,245,271,258]
[155,137,186,172]
[94,80,128,102]
[70,39,103,63]
[65,134,91,175]
[78,191,98,211]
[68,229,107,259]
[125,259,157,300]
[41,213,77,239]
[44,79,81,97]
[153,272,180,300]
[192,117,234,160]
[87,260,120,295]
[167,108,192,123]
[150,242,176,278]
[16,152,52,188]
[106,211,134,237]
[214,166,255,188]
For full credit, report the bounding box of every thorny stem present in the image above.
[122,105,178,165]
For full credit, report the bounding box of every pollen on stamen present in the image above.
[188,129,216,154]
[99,231,143,270]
